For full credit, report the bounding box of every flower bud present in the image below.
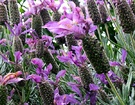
[98,4,108,23]
[32,14,42,38]
[87,0,101,25]
[36,39,44,58]
[130,1,135,15]
[40,9,51,25]
[65,34,78,51]
[0,3,8,25]
[38,81,54,105]
[0,86,7,105]
[78,65,94,90]
[13,36,24,53]
[82,35,110,74]
[117,0,135,33]
[44,49,59,74]
[8,0,20,25]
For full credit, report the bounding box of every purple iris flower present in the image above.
[109,49,127,67]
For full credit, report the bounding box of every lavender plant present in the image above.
[1,0,135,105]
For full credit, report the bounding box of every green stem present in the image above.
[105,24,110,40]
[105,74,125,105]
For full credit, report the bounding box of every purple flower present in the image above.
[43,2,97,39]
[0,71,23,85]
[109,49,127,67]
[14,51,22,64]
[31,58,44,69]
[0,39,6,45]
[57,46,87,67]
[42,35,52,48]
[54,88,79,105]
[89,84,100,91]
[43,0,63,11]
[26,74,42,83]
[96,70,123,84]
[5,19,32,36]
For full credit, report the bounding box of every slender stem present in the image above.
[105,74,125,105]
[105,24,110,40]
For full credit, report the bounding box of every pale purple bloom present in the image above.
[109,49,127,67]
[5,19,32,36]
[57,46,87,67]
[0,39,6,45]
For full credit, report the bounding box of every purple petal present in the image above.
[44,63,52,75]
[26,74,41,83]
[0,39,6,45]
[31,58,44,68]
[89,84,99,91]
[68,83,82,98]
[56,70,66,80]
[6,78,24,85]
[14,51,22,63]
[109,61,121,66]
[121,49,127,64]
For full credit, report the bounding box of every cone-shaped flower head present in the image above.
[117,0,135,33]
[87,0,101,25]
[98,3,108,23]
[32,14,42,38]
[36,39,44,58]
[79,65,94,90]
[13,36,24,53]
[130,1,135,15]
[65,34,78,51]
[82,35,110,74]
[38,81,54,105]
[8,0,20,25]
[0,3,8,25]
[40,9,51,25]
